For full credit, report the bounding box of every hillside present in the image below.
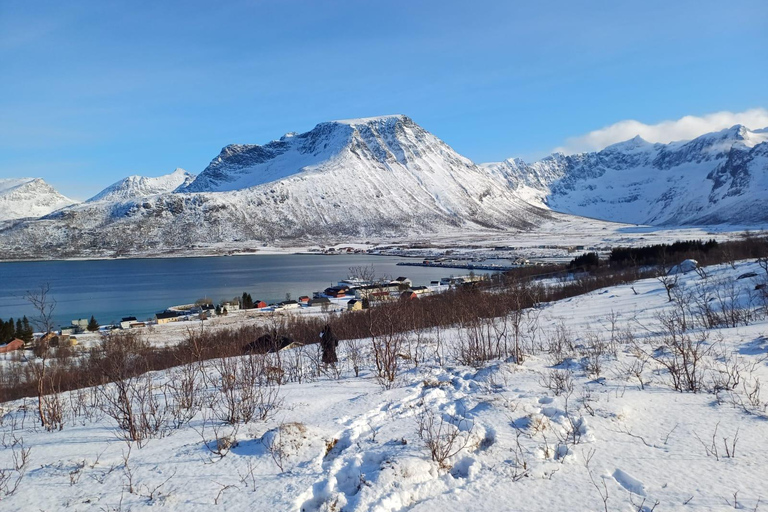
[0,259,766,510]
[485,125,768,225]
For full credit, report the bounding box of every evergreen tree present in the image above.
[241,292,254,309]
[15,318,23,339]
[21,317,33,342]
[0,318,13,343]
[87,315,100,332]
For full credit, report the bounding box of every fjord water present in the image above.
[0,254,478,328]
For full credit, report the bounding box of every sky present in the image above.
[1,0,766,200]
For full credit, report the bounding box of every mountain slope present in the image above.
[0,178,77,222]
[87,168,195,202]
[484,125,768,225]
[0,116,551,259]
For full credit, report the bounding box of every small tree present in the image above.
[87,315,100,332]
[320,324,338,365]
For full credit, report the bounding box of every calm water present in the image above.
[0,254,495,328]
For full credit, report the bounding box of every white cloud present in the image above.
[554,108,768,154]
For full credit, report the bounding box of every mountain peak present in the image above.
[329,114,408,127]
[0,177,76,221]
[603,134,653,152]
[88,168,196,202]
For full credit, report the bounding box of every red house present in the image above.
[0,339,24,354]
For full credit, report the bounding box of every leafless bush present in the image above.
[210,355,282,425]
[0,433,30,496]
[344,338,365,378]
[99,372,170,446]
[263,422,307,473]
[168,363,202,428]
[643,311,711,392]
[693,422,739,461]
[578,332,607,377]
[454,316,503,367]
[540,369,574,396]
[614,350,650,390]
[371,332,403,389]
[195,409,240,460]
[416,405,474,470]
[713,278,752,328]
[543,323,575,367]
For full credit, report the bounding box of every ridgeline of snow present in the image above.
[1,259,767,510]
[0,178,77,222]
[484,124,768,225]
[87,168,196,203]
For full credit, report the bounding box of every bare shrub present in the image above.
[210,355,281,425]
[0,433,31,496]
[578,332,607,377]
[644,311,711,392]
[416,405,474,470]
[168,363,202,428]
[344,338,365,378]
[540,369,574,396]
[454,316,502,367]
[543,322,575,367]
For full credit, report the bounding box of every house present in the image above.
[120,316,138,329]
[70,318,89,334]
[400,290,418,300]
[0,339,24,354]
[39,332,71,347]
[411,285,430,295]
[393,276,412,288]
[60,326,77,336]
[254,300,268,309]
[279,300,300,310]
[222,301,240,312]
[323,286,350,298]
[155,311,182,324]
[298,296,310,304]
[309,297,331,307]
[347,299,363,311]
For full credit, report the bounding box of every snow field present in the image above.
[0,260,767,510]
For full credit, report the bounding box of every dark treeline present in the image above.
[0,317,33,344]
[609,239,719,266]
[608,234,768,268]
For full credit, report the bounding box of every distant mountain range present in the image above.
[483,124,768,225]
[0,115,766,259]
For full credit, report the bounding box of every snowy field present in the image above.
[1,259,767,511]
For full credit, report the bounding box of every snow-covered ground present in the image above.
[1,260,767,511]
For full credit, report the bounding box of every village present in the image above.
[0,272,488,353]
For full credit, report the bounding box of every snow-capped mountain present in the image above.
[0,178,77,222]
[87,168,195,202]
[485,124,768,225]
[0,115,551,259]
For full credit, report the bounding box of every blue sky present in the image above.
[1,0,766,200]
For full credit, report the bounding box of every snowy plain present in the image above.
[0,260,767,511]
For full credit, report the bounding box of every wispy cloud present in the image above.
[554,108,768,154]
